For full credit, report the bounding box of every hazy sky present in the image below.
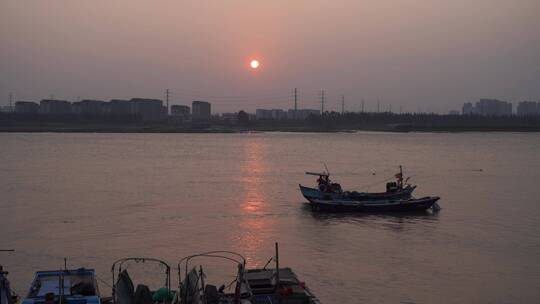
[1,0,539,113]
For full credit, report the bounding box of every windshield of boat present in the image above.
[27,272,96,298]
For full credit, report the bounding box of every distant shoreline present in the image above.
[2,124,540,133]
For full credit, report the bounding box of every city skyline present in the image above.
[2,1,540,113]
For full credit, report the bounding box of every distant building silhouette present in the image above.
[130,98,165,122]
[255,109,272,120]
[271,109,287,120]
[39,99,72,114]
[462,99,512,116]
[171,105,190,117]
[72,99,106,115]
[448,110,460,115]
[462,102,474,115]
[109,99,131,115]
[15,101,39,114]
[517,101,539,116]
[220,112,238,123]
[476,99,512,116]
[192,101,211,120]
[171,105,190,122]
[287,109,320,120]
[255,108,320,120]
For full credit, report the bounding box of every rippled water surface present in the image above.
[1,132,540,303]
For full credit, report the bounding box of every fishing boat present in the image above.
[309,196,441,212]
[177,243,320,304]
[0,265,17,304]
[22,267,101,304]
[112,257,175,304]
[299,166,416,203]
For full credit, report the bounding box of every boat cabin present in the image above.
[22,268,100,304]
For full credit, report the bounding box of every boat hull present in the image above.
[309,196,440,212]
[299,184,416,202]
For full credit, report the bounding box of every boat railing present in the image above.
[111,257,171,304]
[176,251,246,304]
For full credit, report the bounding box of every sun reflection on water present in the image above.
[234,139,274,267]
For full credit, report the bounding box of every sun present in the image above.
[250,59,260,69]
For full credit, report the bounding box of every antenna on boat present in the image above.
[275,242,280,293]
[323,163,330,176]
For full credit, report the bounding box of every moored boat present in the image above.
[22,268,101,304]
[177,243,320,304]
[0,265,17,304]
[111,257,175,304]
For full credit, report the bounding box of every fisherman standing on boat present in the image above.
[317,174,331,192]
[395,166,405,189]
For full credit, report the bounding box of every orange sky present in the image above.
[1,0,539,113]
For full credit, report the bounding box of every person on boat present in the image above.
[395,172,403,189]
[317,175,328,190]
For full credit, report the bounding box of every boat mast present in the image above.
[275,242,280,294]
[399,165,403,188]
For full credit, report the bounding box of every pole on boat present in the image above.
[275,242,280,293]
[399,165,403,188]
[323,163,330,176]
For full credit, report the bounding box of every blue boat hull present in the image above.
[299,184,416,202]
[309,196,440,213]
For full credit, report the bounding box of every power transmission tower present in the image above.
[341,95,345,115]
[294,88,298,119]
[389,104,392,113]
[399,105,403,114]
[361,98,365,113]
[377,98,380,113]
[165,89,170,115]
[320,89,325,114]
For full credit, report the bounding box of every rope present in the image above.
[349,175,396,191]
[96,274,114,289]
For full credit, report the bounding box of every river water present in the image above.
[1,132,540,303]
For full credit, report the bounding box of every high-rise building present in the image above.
[109,99,131,115]
[192,101,211,120]
[39,99,72,114]
[255,109,273,120]
[15,101,39,114]
[73,100,106,115]
[462,102,475,115]
[517,101,539,116]
[475,99,512,116]
[130,98,165,121]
